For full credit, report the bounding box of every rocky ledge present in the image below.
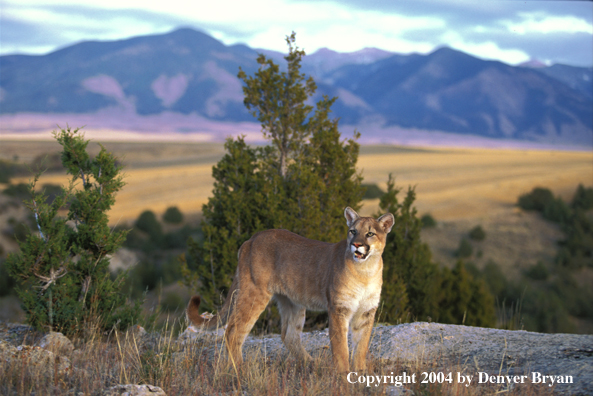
[2,321,592,395]
[180,322,593,395]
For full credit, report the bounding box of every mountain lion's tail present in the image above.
[186,269,240,330]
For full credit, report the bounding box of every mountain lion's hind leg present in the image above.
[224,286,271,367]
[275,294,312,361]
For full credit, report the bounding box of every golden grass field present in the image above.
[3,140,591,223]
[2,139,592,274]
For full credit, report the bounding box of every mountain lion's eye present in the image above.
[366,232,375,238]
[349,229,356,235]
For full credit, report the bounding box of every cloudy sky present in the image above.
[1,0,592,66]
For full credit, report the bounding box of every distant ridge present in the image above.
[1,27,591,146]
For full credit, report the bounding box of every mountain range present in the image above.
[1,28,591,146]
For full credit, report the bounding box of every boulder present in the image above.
[0,340,71,377]
[103,384,167,396]
[37,332,75,355]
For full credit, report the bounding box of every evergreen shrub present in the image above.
[455,238,473,258]
[362,183,385,199]
[163,206,184,224]
[469,225,486,241]
[420,213,437,228]
[5,127,140,336]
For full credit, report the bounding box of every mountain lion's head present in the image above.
[344,207,394,263]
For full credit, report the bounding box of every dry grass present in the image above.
[4,141,591,227]
[0,322,559,396]
[356,146,592,221]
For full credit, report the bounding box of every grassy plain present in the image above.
[2,139,592,274]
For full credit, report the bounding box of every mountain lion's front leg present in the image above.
[329,305,351,372]
[350,307,377,371]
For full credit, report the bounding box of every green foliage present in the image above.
[120,208,198,301]
[183,33,364,330]
[420,213,437,228]
[163,225,194,249]
[2,183,31,200]
[377,175,495,327]
[0,160,17,184]
[377,175,433,323]
[135,210,163,241]
[468,182,593,332]
[163,206,184,224]
[161,292,184,312]
[518,185,592,270]
[31,152,64,174]
[437,261,495,327]
[543,197,571,223]
[468,225,486,241]
[551,272,593,319]
[5,127,140,336]
[7,216,32,242]
[556,208,593,269]
[571,184,593,211]
[133,261,162,292]
[524,261,549,281]
[517,186,572,224]
[123,211,178,251]
[521,286,575,333]
[480,261,509,297]
[40,183,64,205]
[0,260,17,296]
[472,256,593,333]
[238,32,316,179]
[454,238,473,258]
[362,183,385,199]
[518,187,554,212]
[3,183,64,206]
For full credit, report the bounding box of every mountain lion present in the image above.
[186,206,394,372]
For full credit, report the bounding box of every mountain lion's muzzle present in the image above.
[351,242,370,261]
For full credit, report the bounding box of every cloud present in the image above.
[503,13,593,35]
[439,31,530,64]
[1,0,592,66]
[1,2,192,54]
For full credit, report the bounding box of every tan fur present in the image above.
[186,207,394,372]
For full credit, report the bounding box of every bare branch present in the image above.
[79,275,91,303]
[34,266,68,292]
[98,166,103,195]
[79,167,87,187]
[32,199,46,242]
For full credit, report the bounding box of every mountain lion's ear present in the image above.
[344,207,360,228]
[378,213,395,233]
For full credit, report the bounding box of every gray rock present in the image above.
[37,331,75,355]
[0,340,18,364]
[369,323,593,395]
[179,322,593,395]
[128,325,159,353]
[103,384,167,396]
[0,340,71,377]
[0,322,40,346]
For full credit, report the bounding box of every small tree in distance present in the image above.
[238,32,316,179]
[6,127,140,336]
[163,206,184,224]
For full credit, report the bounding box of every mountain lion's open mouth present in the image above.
[354,251,368,260]
[351,245,369,261]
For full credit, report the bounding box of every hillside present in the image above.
[1,28,591,146]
